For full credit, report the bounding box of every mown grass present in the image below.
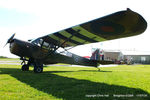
[0,58,19,61]
[0,64,150,100]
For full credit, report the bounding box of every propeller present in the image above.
[4,33,16,47]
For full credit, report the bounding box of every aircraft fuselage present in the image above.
[9,39,98,67]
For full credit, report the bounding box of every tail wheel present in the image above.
[21,65,29,71]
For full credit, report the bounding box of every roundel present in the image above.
[74,56,79,62]
[90,21,125,36]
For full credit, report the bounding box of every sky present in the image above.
[0,0,150,58]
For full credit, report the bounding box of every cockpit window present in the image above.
[31,38,72,56]
[43,42,49,48]
[31,38,43,46]
[31,38,56,50]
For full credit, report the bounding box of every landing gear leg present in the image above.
[21,57,31,71]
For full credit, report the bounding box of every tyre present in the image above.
[34,64,43,73]
[21,65,29,71]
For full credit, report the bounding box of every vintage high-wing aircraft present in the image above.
[5,8,147,73]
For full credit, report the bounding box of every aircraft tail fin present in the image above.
[90,49,114,65]
[90,49,104,61]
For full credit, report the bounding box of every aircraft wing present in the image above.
[37,8,147,48]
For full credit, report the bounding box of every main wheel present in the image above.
[34,64,43,73]
[21,65,29,71]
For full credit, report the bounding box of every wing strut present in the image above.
[41,30,81,60]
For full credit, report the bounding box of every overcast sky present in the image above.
[0,0,149,58]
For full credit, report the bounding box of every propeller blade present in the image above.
[4,33,16,47]
[7,33,15,43]
[3,43,8,48]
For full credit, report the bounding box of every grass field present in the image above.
[0,63,150,100]
[0,58,19,61]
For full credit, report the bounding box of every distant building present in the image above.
[122,51,150,64]
[91,48,150,64]
[103,50,123,61]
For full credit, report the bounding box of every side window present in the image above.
[31,38,43,47]
[43,42,49,48]
[141,56,146,62]
[42,41,56,51]
[32,39,57,51]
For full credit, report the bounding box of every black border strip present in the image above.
[66,28,98,42]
